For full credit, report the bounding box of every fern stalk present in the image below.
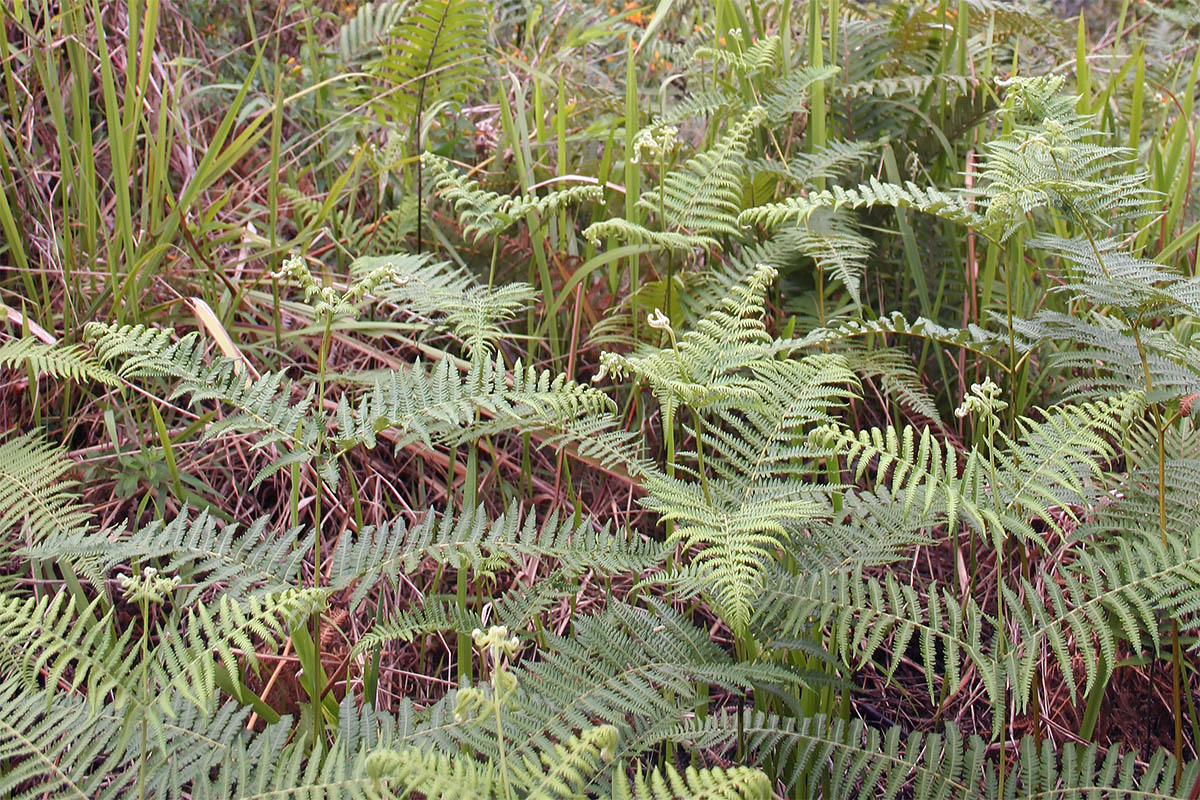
[310,309,335,753]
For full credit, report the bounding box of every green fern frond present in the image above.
[0,591,142,714]
[518,725,620,799]
[596,262,787,422]
[85,323,207,381]
[160,588,325,710]
[1010,311,1200,404]
[359,252,538,357]
[617,762,771,800]
[0,431,91,545]
[793,312,1009,372]
[638,106,765,239]
[335,0,407,62]
[0,586,321,722]
[329,502,661,611]
[654,89,739,127]
[673,710,1198,800]
[760,65,840,122]
[0,681,127,799]
[752,568,992,712]
[1035,234,1200,318]
[0,336,118,385]
[23,511,310,603]
[372,0,489,115]
[434,601,810,774]
[371,0,489,120]
[424,153,602,243]
[778,211,873,303]
[693,35,781,76]
[364,746,496,800]
[739,176,985,232]
[835,72,978,99]
[334,355,620,457]
[0,691,263,800]
[749,138,881,188]
[583,217,710,253]
[598,263,857,630]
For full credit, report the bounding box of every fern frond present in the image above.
[835,72,977,99]
[693,36,781,76]
[0,336,118,385]
[760,65,840,122]
[637,106,765,239]
[0,591,142,714]
[24,511,310,603]
[842,345,941,423]
[328,502,661,611]
[777,210,873,303]
[752,568,992,712]
[359,252,538,357]
[517,724,620,799]
[334,355,620,457]
[1034,234,1200,318]
[0,681,127,800]
[370,0,489,121]
[335,0,407,62]
[739,176,985,232]
[583,217,714,253]
[793,312,1009,372]
[617,762,771,800]
[163,589,325,709]
[749,138,880,188]
[86,322,328,486]
[424,153,602,243]
[0,431,91,545]
[433,601,810,776]
[673,711,1197,800]
[364,746,496,800]
[1011,311,1200,404]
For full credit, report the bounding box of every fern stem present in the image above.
[137,596,149,800]
[692,408,712,505]
[487,236,500,291]
[311,310,334,753]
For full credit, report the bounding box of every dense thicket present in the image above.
[3,0,1200,797]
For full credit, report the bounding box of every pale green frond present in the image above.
[23,511,310,603]
[637,107,765,239]
[739,176,985,233]
[617,762,770,800]
[0,336,118,386]
[0,431,91,545]
[424,153,602,243]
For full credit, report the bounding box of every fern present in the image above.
[673,710,1198,799]
[325,501,662,610]
[423,153,603,244]
[335,0,408,62]
[693,35,781,76]
[585,107,766,252]
[0,336,117,385]
[616,763,771,800]
[0,586,322,719]
[22,510,310,604]
[371,0,489,123]
[0,431,91,545]
[597,264,856,630]
[422,601,813,779]
[359,251,539,357]
[739,175,985,233]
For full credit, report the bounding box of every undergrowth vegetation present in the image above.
[3,0,1200,796]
